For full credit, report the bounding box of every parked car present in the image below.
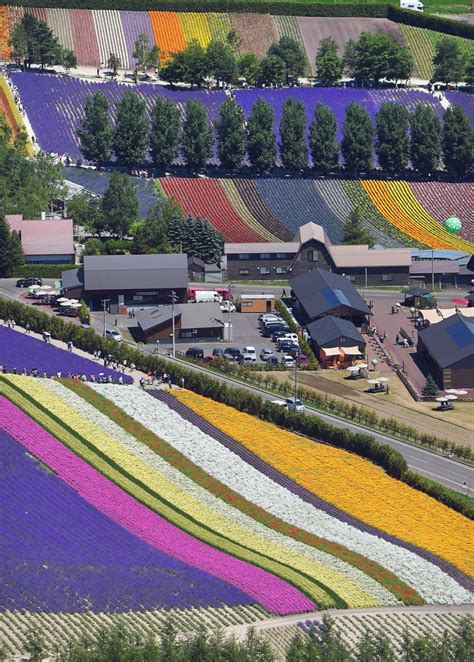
[212,348,225,357]
[296,354,309,366]
[270,399,287,408]
[105,329,123,342]
[262,323,289,338]
[16,277,42,288]
[258,313,282,326]
[204,355,219,364]
[220,301,236,313]
[281,355,296,368]
[239,354,254,365]
[194,291,222,303]
[185,347,204,359]
[277,333,299,345]
[242,346,257,361]
[286,396,305,412]
[288,344,302,357]
[267,355,279,365]
[278,339,294,353]
[271,330,288,342]
[223,347,241,361]
[260,347,275,361]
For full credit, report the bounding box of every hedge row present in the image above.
[0,296,472,519]
[12,264,77,278]
[3,0,389,17]
[274,299,319,370]
[387,7,474,40]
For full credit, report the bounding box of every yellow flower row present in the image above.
[173,390,474,577]
[4,376,378,608]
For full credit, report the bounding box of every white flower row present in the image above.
[44,380,398,606]
[91,384,472,605]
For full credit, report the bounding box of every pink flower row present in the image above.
[0,396,314,615]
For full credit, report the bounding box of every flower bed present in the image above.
[0,384,314,615]
[0,327,131,382]
[87,383,472,605]
[0,426,253,613]
[172,390,474,579]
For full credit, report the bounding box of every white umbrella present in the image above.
[41,285,52,290]
[60,301,72,307]
[28,284,42,291]
[70,302,82,308]
[367,379,380,384]
[444,389,458,394]
[435,396,449,402]
[356,363,368,369]
[67,298,79,304]
[347,366,360,372]
[445,395,458,401]
[454,389,468,395]
[377,377,389,383]
[56,297,68,303]
[35,291,48,296]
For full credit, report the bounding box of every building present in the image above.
[240,294,275,314]
[409,250,474,288]
[290,268,370,325]
[306,315,366,369]
[136,302,225,342]
[62,254,188,313]
[225,222,412,286]
[417,313,474,388]
[6,214,74,264]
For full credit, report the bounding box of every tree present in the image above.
[181,100,212,172]
[23,628,45,662]
[309,102,338,173]
[132,33,152,74]
[343,38,358,78]
[161,40,206,88]
[81,237,104,261]
[107,52,121,78]
[247,98,276,174]
[131,198,178,254]
[216,98,246,172]
[341,101,374,174]
[442,104,473,177]
[466,52,474,85]
[150,97,180,173]
[422,374,439,398]
[113,91,148,168]
[376,102,410,173]
[67,193,105,236]
[268,35,307,82]
[9,13,64,69]
[61,48,77,72]
[77,91,113,167]
[315,37,342,86]
[101,173,139,238]
[342,205,374,246]
[348,31,412,84]
[169,213,224,263]
[433,38,465,86]
[0,216,24,277]
[410,103,441,176]
[206,39,238,86]
[238,53,260,86]
[279,98,308,172]
[226,28,242,52]
[257,54,286,87]
[387,45,413,84]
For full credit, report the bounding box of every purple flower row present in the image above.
[0,327,132,383]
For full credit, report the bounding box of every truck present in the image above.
[194,290,223,303]
[400,0,423,11]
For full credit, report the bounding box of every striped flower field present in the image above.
[2,6,473,73]
[0,340,472,654]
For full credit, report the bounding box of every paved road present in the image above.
[144,348,473,492]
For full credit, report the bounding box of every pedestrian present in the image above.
[396,333,399,345]
[383,331,387,341]
[25,322,30,334]
[140,377,146,389]
[67,340,73,352]
[130,362,135,372]
[118,375,124,385]
[97,350,102,359]
[403,338,409,348]
[386,384,390,395]
[167,376,172,389]
[282,288,287,298]
[179,376,185,389]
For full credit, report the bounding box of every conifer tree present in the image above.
[77,92,113,167]
[247,98,276,174]
[309,102,339,172]
[182,100,212,172]
[279,98,308,172]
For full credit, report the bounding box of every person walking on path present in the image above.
[67,340,73,352]
[179,376,185,389]
[25,323,30,334]
[396,333,399,345]
[167,375,172,389]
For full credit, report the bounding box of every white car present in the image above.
[270,399,287,408]
[242,346,257,361]
[277,333,299,348]
[286,397,305,413]
[105,329,123,342]
[220,301,237,313]
[281,355,296,368]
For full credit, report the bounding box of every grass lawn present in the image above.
[276,368,474,449]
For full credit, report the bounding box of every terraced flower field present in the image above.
[0,75,33,155]
[0,324,472,653]
[4,6,470,77]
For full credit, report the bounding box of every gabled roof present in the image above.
[84,254,188,291]
[6,215,74,256]
[290,268,370,319]
[405,287,431,297]
[62,267,84,290]
[136,302,225,333]
[418,313,474,368]
[306,315,365,347]
[293,222,328,246]
[224,242,299,254]
[136,305,176,332]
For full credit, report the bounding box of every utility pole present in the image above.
[294,359,298,402]
[101,298,110,337]
[170,290,178,358]
[227,281,233,342]
[431,248,435,292]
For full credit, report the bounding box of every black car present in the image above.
[185,347,204,360]
[271,329,288,342]
[212,348,225,357]
[262,323,289,338]
[16,277,43,288]
[223,346,241,361]
[278,339,293,353]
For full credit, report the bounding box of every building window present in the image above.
[239,269,250,276]
[276,266,289,274]
[133,295,144,301]
[181,330,193,338]
[260,267,272,275]
[307,250,318,262]
[241,301,252,308]
[348,275,356,282]
[276,253,288,259]
[239,253,250,260]
[260,253,272,259]
[382,274,393,282]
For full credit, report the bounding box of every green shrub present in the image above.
[388,6,474,39]
[0,296,471,519]
[12,264,77,278]
[274,299,319,369]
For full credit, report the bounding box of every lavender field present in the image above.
[12,72,448,161]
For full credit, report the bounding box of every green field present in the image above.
[400,23,473,78]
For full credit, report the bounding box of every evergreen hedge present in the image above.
[387,6,474,40]
[0,296,472,519]
[12,264,77,278]
[4,0,389,16]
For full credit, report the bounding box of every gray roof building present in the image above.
[290,268,370,322]
[418,313,474,369]
[135,305,175,333]
[62,266,84,291]
[307,315,365,349]
[83,254,188,291]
